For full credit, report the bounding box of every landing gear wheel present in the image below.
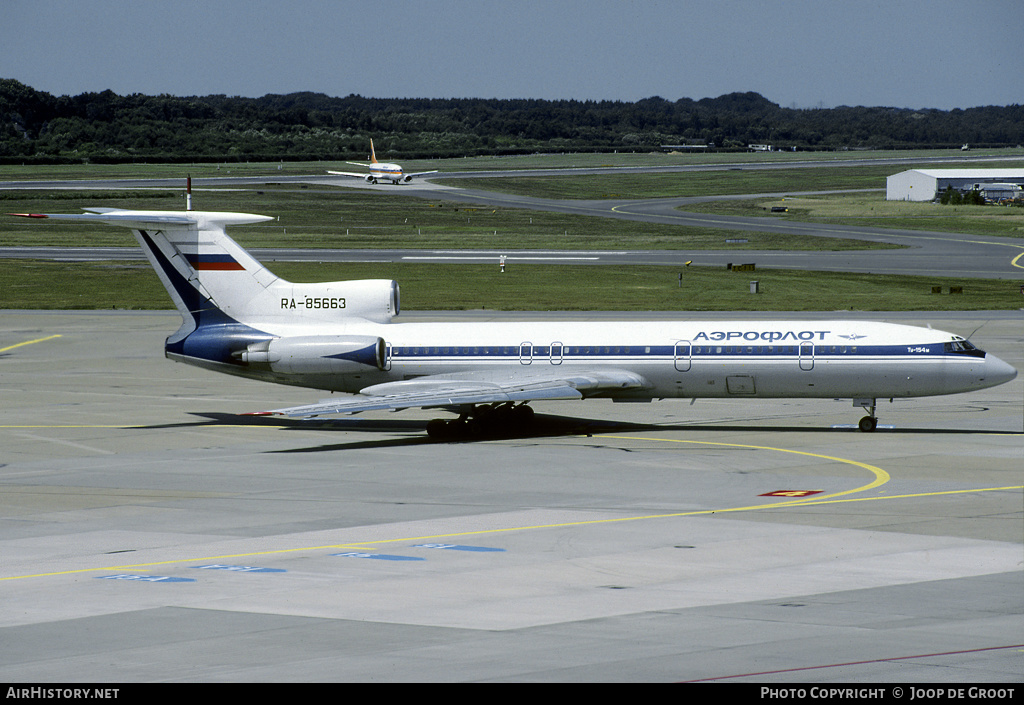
[426,404,536,440]
[426,419,450,439]
[512,405,535,424]
[858,415,878,433]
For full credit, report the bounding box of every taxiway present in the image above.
[0,310,1020,682]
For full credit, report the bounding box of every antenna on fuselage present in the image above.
[965,322,986,341]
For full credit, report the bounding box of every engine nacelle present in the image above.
[401,174,413,183]
[365,174,375,184]
[278,279,400,324]
[240,335,385,375]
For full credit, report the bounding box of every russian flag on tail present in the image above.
[184,253,245,271]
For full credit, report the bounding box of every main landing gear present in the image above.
[855,398,878,432]
[426,403,535,440]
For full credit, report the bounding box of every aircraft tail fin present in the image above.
[11,206,400,367]
[13,208,282,363]
[370,138,378,164]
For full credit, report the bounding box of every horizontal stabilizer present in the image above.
[10,209,273,229]
[11,211,194,225]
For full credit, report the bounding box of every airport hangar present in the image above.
[886,168,1024,201]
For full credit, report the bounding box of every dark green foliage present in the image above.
[940,186,987,205]
[3,79,1023,163]
[963,189,986,205]
[940,186,963,205]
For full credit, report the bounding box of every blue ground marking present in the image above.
[96,574,196,583]
[192,564,286,573]
[831,424,895,429]
[414,543,506,552]
[331,552,425,561]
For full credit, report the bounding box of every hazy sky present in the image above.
[4,0,1021,110]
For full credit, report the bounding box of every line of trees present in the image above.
[2,79,1022,164]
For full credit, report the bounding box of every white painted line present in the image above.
[401,256,601,261]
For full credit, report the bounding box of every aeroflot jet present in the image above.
[327,139,438,185]
[12,206,1017,438]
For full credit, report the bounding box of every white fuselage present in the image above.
[368,162,404,183]
[200,317,1017,402]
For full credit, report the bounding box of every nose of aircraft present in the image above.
[985,354,1018,386]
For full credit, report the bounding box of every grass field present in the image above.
[440,162,1024,242]
[0,188,893,251]
[682,192,1024,239]
[439,150,1024,198]
[3,147,1019,179]
[442,165,897,199]
[3,259,1020,312]
[2,150,1022,311]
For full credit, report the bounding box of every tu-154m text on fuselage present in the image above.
[11,202,1016,438]
[327,138,438,185]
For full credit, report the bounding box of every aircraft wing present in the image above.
[327,170,371,179]
[252,368,650,418]
[406,170,439,178]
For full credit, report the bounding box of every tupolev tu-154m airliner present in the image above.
[12,205,1016,438]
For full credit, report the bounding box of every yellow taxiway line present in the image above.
[0,334,62,353]
[3,434,1020,583]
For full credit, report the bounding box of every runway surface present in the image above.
[1,310,1021,682]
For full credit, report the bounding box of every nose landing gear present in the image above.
[854,398,878,432]
[858,414,878,433]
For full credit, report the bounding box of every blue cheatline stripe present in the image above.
[389,344,960,362]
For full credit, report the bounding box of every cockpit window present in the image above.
[944,339,986,357]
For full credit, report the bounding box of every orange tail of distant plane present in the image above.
[369,138,378,164]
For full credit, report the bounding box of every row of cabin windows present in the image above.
[393,345,861,356]
[395,346,636,356]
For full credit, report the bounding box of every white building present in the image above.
[886,169,1024,202]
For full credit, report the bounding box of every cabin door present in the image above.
[799,342,814,371]
[673,340,692,371]
[519,342,533,365]
[550,342,564,365]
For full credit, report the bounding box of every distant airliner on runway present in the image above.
[11,201,1016,438]
[327,139,438,184]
